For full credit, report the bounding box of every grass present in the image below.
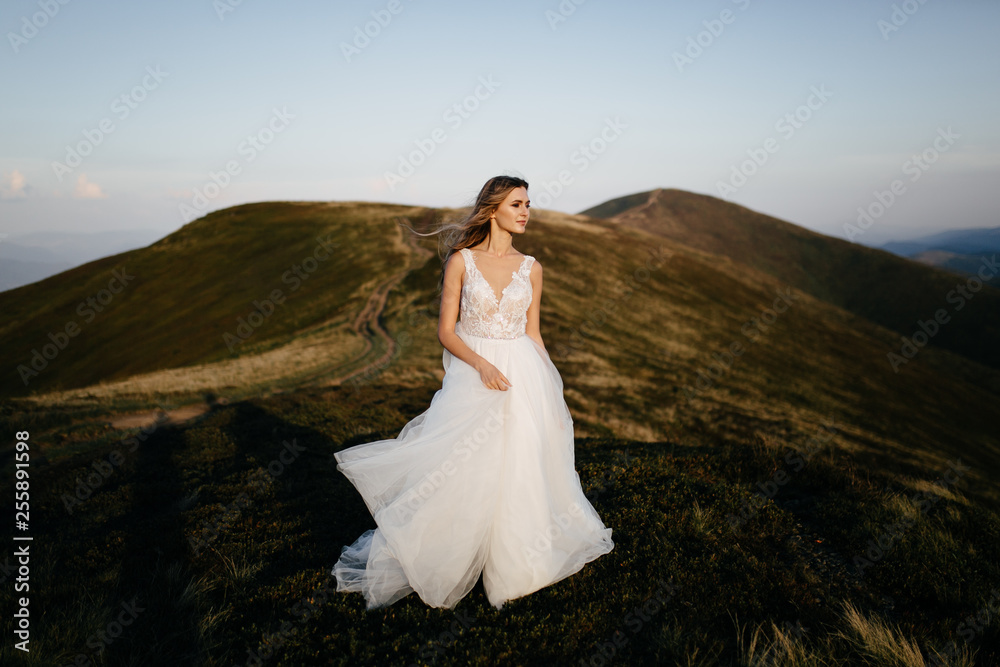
[1,197,998,664]
[1,387,998,665]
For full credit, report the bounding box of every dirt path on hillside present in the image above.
[106,217,434,423]
[298,216,434,388]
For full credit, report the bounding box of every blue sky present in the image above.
[1,0,997,245]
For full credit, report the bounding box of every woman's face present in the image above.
[492,186,530,234]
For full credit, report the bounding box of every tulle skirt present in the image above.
[331,320,614,610]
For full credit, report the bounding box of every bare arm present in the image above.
[437,251,486,372]
[524,260,546,352]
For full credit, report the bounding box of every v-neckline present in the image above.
[465,249,528,306]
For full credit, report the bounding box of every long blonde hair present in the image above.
[400,174,529,295]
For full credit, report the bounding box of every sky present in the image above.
[1,0,998,247]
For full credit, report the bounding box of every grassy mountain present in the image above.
[2,195,999,663]
[581,188,1000,370]
[0,202,430,397]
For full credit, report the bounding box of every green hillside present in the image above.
[582,188,1000,371]
[1,196,999,663]
[0,202,429,397]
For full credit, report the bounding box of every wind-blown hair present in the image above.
[399,174,529,296]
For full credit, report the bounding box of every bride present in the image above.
[332,174,614,610]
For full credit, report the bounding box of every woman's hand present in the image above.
[477,360,512,391]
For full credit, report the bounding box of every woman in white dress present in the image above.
[332,175,614,610]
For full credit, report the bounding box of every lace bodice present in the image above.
[458,248,535,339]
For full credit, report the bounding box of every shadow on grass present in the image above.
[5,386,1000,666]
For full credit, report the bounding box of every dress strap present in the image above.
[459,248,475,276]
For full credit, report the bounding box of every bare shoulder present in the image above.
[444,249,467,285]
[445,249,466,271]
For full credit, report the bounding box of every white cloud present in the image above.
[1,169,27,198]
[74,173,107,199]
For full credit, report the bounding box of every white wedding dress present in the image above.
[332,248,614,610]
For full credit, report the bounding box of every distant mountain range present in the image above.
[878,226,1000,277]
[0,229,167,292]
